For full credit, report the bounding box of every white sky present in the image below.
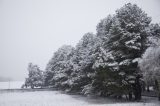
[0,0,160,81]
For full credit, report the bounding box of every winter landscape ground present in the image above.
[0,82,159,106]
[0,89,159,106]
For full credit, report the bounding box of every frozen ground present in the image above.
[0,90,160,106]
[0,82,159,106]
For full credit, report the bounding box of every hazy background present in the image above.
[0,0,160,81]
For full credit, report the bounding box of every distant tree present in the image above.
[149,23,160,45]
[24,63,44,89]
[139,45,160,100]
[138,23,160,92]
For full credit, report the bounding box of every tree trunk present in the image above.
[134,75,142,101]
[157,79,160,101]
[147,85,150,92]
[129,92,132,101]
[31,85,34,89]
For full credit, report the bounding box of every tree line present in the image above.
[23,3,160,101]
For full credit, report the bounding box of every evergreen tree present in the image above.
[45,45,75,89]
[92,3,152,100]
[93,15,115,69]
[107,3,151,100]
[69,33,98,93]
[42,3,160,101]
[24,63,44,88]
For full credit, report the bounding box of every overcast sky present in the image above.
[0,0,160,81]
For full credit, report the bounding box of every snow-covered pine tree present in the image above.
[96,15,113,41]
[92,3,152,100]
[69,33,98,93]
[93,15,116,69]
[42,3,160,101]
[105,3,152,100]
[45,45,75,89]
[91,15,121,97]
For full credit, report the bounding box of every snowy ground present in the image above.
[0,82,159,106]
[0,90,160,106]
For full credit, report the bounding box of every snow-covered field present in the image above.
[0,81,160,106]
[0,90,159,106]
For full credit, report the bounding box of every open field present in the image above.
[0,81,160,106]
[0,81,24,89]
[0,89,160,106]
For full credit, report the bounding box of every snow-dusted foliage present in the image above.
[139,45,160,100]
[96,15,113,40]
[93,15,117,69]
[24,3,160,101]
[91,3,152,100]
[68,33,99,92]
[45,45,75,89]
[24,63,44,88]
[149,23,160,46]
[139,46,160,84]
[140,24,160,85]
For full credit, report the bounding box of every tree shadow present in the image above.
[64,92,160,105]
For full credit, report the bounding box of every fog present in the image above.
[0,0,160,81]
